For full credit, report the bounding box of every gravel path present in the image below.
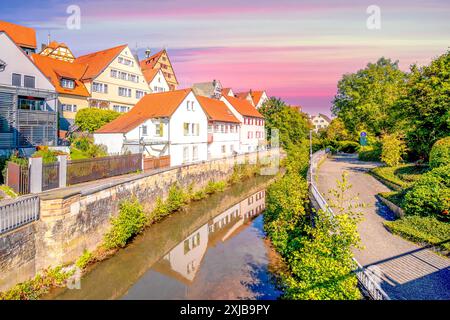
[317,154,450,300]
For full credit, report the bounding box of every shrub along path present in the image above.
[317,154,450,300]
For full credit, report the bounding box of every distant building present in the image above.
[140,49,178,91]
[310,113,331,131]
[192,80,223,99]
[0,31,57,154]
[235,90,268,109]
[94,89,208,166]
[39,41,75,63]
[142,68,170,93]
[0,20,37,56]
[221,88,234,97]
[220,95,265,153]
[196,96,240,159]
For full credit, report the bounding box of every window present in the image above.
[61,104,77,112]
[183,146,189,163]
[18,97,45,111]
[24,76,35,88]
[136,90,145,99]
[142,125,148,136]
[155,121,163,137]
[12,73,21,86]
[110,69,117,78]
[93,82,108,93]
[192,146,198,160]
[60,78,75,89]
[183,123,189,136]
[118,87,132,97]
[113,105,129,113]
[118,56,134,67]
[191,101,195,111]
[186,100,191,111]
[221,145,226,153]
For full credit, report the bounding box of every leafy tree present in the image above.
[396,51,450,160]
[259,97,310,149]
[429,136,450,168]
[75,108,121,133]
[332,57,407,136]
[325,118,351,141]
[380,133,407,167]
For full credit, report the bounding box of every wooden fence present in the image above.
[143,155,170,171]
[0,195,39,235]
[6,162,29,195]
[66,153,142,185]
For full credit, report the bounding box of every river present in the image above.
[46,175,284,300]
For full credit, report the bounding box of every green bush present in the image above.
[72,136,92,152]
[75,108,121,133]
[205,180,227,194]
[380,133,407,167]
[429,136,450,168]
[404,165,450,219]
[358,146,381,161]
[336,140,359,153]
[165,184,189,212]
[75,250,93,270]
[103,198,148,249]
[32,147,58,164]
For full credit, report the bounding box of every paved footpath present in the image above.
[317,154,450,300]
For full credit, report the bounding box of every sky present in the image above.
[1,0,449,116]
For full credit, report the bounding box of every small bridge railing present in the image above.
[308,149,390,300]
[0,195,39,235]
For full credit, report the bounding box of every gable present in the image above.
[0,32,54,91]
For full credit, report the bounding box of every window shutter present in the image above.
[159,122,164,136]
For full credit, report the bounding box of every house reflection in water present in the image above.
[153,190,266,284]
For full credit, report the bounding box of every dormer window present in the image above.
[61,78,75,89]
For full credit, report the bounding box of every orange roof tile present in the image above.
[96,89,192,133]
[196,96,240,123]
[140,50,164,70]
[0,20,36,49]
[235,92,250,100]
[250,91,265,105]
[32,54,90,97]
[142,68,159,84]
[76,44,127,80]
[222,95,264,118]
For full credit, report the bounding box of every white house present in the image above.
[310,113,331,131]
[235,90,268,109]
[220,95,265,153]
[143,68,170,93]
[0,30,57,154]
[94,89,208,166]
[196,96,241,159]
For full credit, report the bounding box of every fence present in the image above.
[0,195,39,235]
[143,155,170,171]
[308,149,391,300]
[42,162,60,191]
[6,162,29,195]
[67,153,142,185]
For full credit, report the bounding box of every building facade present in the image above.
[0,31,57,154]
[235,90,268,109]
[140,49,178,91]
[196,96,240,159]
[221,95,265,153]
[94,89,208,166]
[192,80,223,99]
[311,113,331,131]
[76,45,150,114]
[0,21,37,56]
[143,68,170,93]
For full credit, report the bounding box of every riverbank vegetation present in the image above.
[260,99,362,299]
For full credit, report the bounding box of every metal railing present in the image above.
[0,195,39,235]
[308,150,390,300]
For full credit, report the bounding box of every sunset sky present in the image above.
[2,0,449,116]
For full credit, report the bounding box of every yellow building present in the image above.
[39,41,75,63]
[32,54,90,131]
[140,49,179,91]
[76,44,151,113]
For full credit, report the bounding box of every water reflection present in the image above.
[48,176,281,300]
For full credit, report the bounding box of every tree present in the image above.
[259,97,310,149]
[380,133,407,166]
[332,57,407,136]
[325,118,351,141]
[396,51,450,160]
[75,108,121,133]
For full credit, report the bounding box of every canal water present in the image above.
[46,175,284,300]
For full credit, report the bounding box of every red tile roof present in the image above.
[96,89,192,133]
[32,54,90,97]
[235,92,250,100]
[0,20,36,49]
[250,91,265,105]
[196,96,240,123]
[222,95,264,118]
[76,44,127,80]
[140,50,164,70]
[142,68,160,84]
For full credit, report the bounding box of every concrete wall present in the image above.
[0,150,279,292]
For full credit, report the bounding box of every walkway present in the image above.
[317,154,450,300]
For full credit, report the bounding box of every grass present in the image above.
[370,164,429,189]
[0,185,18,199]
[384,216,450,254]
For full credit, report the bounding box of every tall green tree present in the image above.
[396,51,450,160]
[332,57,407,136]
[259,97,310,148]
[75,108,121,133]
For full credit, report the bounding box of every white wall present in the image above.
[0,32,55,92]
[208,121,240,159]
[93,133,125,154]
[149,69,170,93]
[169,91,208,166]
[255,92,268,109]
